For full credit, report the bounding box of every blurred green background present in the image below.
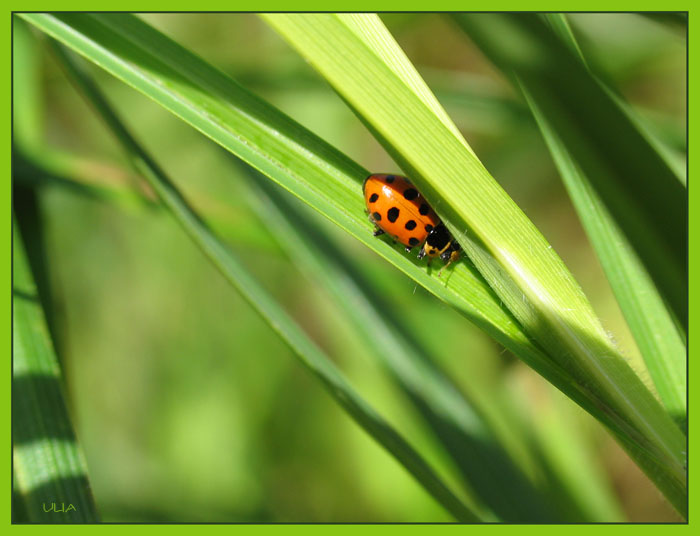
[14,13,686,522]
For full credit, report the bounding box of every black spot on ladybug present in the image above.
[385,175,395,183]
[409,237,420,246]
[387,207,399,223]
[403,188,418,200]
[425,224,434,232]
[372,212,382,221]
[419,203,430,215]
[405,220,417,230]
[369,193,379,203]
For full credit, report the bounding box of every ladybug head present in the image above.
[423,223,452,257]
[421,244,441,258]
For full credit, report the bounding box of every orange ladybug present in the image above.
[363,174,460,273]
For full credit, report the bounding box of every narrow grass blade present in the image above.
[236,162,562,522]
[53,42,479,522]
[465,12,686,426]
[14,150,280,254]
[13,222,99,523]
[523,387,626,522]
[22,12,686,515]
[20,14,524,355]
[521,79,687,427]
[541,14,686,186]
[262,14,686,515]
[13,17,65,352]
[14,114,623,521]
[453,13,687,331]
[13,17,43,150]
[638,13,687,30]
[19,13,573,439]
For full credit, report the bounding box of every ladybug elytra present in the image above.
[363,173,460,274]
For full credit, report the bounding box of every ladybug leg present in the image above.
[438,250,460,277]
[368,213,386,238]
[404,246,412,253]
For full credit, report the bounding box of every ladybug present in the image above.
[363,173,461,274]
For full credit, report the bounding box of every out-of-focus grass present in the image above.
[13,13,685,522]
[450,13,686,426]
[13,221,99,523]
[53,40,479,520]
[262,13,684,513]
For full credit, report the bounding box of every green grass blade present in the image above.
[14,116,623,521]
[517,58,686,425]
[13,16,66,353]
[13,222,99,523]
[14,149,281,254]
[453,13,687,331]
[638,12,687,30]
[524,387,626,522]
[605,89,686,187]
[236,162,562,522]
[519,15,686,423]
[261,13,686,515]
[22,12,685,515]
[466,11,686,425]
[541,13,686,186]
[52,42,479,522]
[13,17,43,150]
[540,14,588,64]
[28,144,629,522]
[19,12,562,426]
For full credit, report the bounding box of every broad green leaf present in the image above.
[52,42,479,522]
[261,14,686,515]
[13,222,99,523]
